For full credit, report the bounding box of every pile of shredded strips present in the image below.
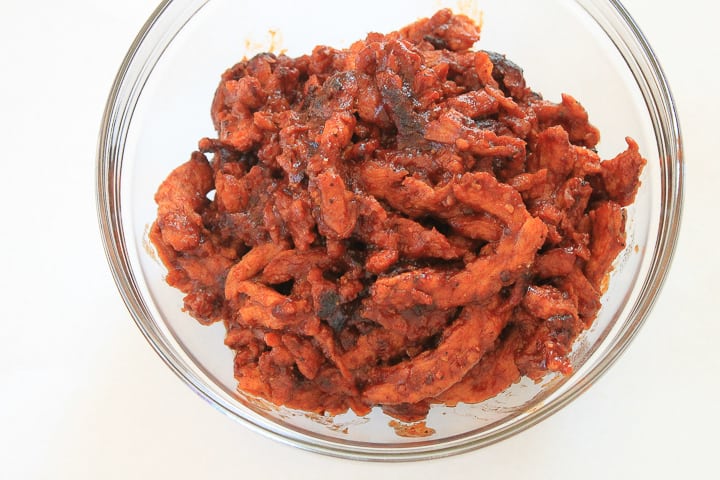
[150,10,645,421]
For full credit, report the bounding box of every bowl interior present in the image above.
[111,0,671,458]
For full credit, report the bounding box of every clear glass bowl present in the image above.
[97,0,682,461]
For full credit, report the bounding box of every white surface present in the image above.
[0,0,717,478]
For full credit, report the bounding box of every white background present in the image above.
[1,0,718,478]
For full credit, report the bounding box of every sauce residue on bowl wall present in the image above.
[389,420,437,438]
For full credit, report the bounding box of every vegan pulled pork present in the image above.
[150,9,645,421]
